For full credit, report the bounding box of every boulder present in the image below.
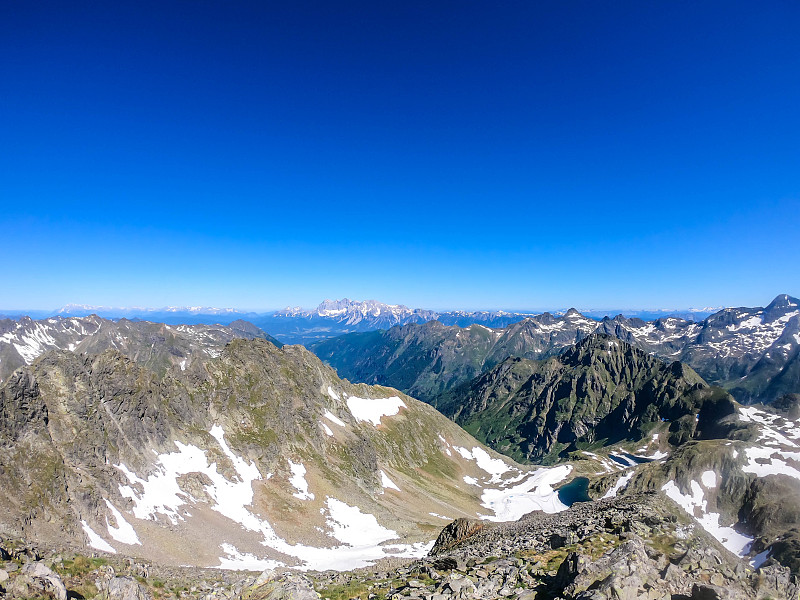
[242,570,320,600]
[6,561,67,600]
[102,576,152,600]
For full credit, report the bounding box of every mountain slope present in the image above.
[0,339,574,571]
[586,393,800,575]
[312,312,598,403]
[0,315,282,383]
[433,335,708,463]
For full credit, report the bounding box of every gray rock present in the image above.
[690,583,727,600]
[6,561,67,600]
[241,572,320,600]
[103,576,152,600]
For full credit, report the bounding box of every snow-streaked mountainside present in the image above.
[581,394,800,573]
[313,294,800,405]
[0,339,575,571]
[0,315,282,383]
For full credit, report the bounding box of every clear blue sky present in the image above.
[2,1,798,311]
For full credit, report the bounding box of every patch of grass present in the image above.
[316,580,373,600]
[72,580,99,599]
[60,555,93,577]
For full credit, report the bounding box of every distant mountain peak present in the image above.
[766,293,800,311]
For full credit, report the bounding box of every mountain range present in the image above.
[1,294,799,593]
[2,298,726,345]
[312,294,800,406]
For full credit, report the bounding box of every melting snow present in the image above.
[701,471,717,488]
[479,465,571,521]
[81,521,117,554]
[346,396,406,426]
[601,472,634,499]
[635,450,669,460]
[104,500,141,545]
[321,422,334,437]
[288,460,314,500]
[216,544,283,571]
[379,470,400,492]
[325,498,396,546]
[661,480,753,556]
[463,475,479,485]
[327,387,340,402]
[429,513,452,520]
[742,447,800,480]
[323,410,346,428]
[113,424,432,571]
[750,547,772,569]
[453,446,512,483]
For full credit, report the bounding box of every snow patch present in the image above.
[742,447,800,480]
[325,498,396,546]
[601,472,633,499]
[81,521,117,554]
[379,470,400,492]
[323,410,346,428]
[479,465,571,521]
[104,500,141,545]
[429,513,452,520]
[288,460,314,500]
[701,471,717,488]
[216,544,284,571]
[750,547,772,569]
[453,446,512,483]
[346,396,406,426]
[661,480,753,556]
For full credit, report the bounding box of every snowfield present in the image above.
[346,395,406,426]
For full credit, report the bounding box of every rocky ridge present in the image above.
[432,335,708,463]
[0,315,282,383]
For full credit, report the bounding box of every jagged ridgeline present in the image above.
[0,339,575,570]
[0,315,283,383]
[311,294,800,406]
[311,312,598,404]
[432,334,710,464]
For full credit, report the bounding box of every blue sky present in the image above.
[2,1,798,311]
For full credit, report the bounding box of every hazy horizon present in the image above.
[4,293,795,317]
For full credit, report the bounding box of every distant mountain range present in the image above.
[2,295,797,404]
[312,294,800,406]
[1,298,726,345]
